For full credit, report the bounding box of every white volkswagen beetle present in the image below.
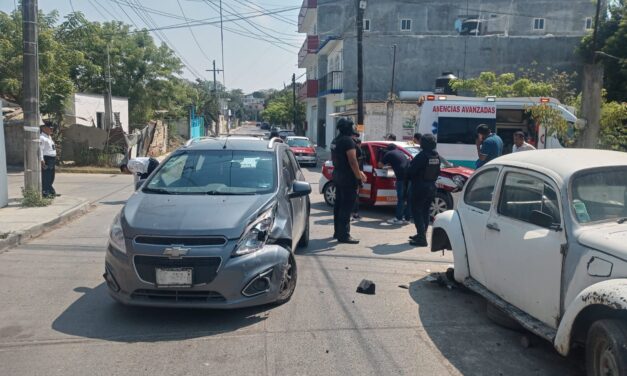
[431,149,627,376]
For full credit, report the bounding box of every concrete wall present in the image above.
[363,102,420,142]
[67,93,130,133]
[61,124,109,161]
[342,34,584,101]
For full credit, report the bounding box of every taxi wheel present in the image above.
[430,191,453,218]
[323,182,336,206]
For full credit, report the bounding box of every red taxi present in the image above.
[286,136,318,167]
[318,141,474,218]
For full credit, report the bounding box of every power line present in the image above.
[176,0,213,62]
[226,0,298,27]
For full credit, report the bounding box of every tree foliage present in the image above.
[579,1,627,102]
[261,89,305,129]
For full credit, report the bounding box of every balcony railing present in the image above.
[318,71,343,96]
[298,79,319,99]
[298,35,319,68]
[298,0,317,33]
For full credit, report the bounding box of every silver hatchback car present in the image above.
[104,137,311,308]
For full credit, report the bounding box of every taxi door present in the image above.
[370,144,397,206]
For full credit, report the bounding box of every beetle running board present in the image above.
[463,278,557,342]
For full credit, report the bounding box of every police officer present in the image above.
[331,119,366,244]
[407,134,440,247]
[39,123,58,198]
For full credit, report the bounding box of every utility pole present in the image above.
[104,45,114,132]
[577,0,604,148]
[356,0,366,133]
[22,0,41,194]
[206,60,223,136]
[292,73,298,134]
[385,44,397,136]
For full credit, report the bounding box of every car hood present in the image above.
[442,166,474,177]
[122,192,276,239]
[291,147,315,154]
[577,223,627,257]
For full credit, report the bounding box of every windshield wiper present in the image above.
[142,187,173,195]
[617,217,627,224]
[205,191,254,196]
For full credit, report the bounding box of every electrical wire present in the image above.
[176,0,213,62]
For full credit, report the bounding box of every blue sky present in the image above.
[1,0,304,93]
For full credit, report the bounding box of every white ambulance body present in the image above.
[416,95,577,168]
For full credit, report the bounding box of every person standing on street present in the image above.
[39,123,58,198]
[407,134,440,247]
[475,124,503,168]
[331,118,367,244]
[412,132,422,145]
[512,131,536,152]
[378,144,410,225]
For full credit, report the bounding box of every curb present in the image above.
[0,200,93,254]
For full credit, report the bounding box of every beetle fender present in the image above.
[431,210,470,283]
[554,279,627,356]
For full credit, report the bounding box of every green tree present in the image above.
[579,1,627,102]
[0,9,78,121]
[450,72,554,98]
[261,90,305,130]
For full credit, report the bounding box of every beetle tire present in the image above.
[585,319,627,376]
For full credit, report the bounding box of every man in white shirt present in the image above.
[39,124,58,198]
[120,157,160,186]
[512,131,536,153]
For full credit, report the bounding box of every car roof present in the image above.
[184,136,282,152]
[286,136,309,140]
[485,149,627,180]
[364,141,418,148]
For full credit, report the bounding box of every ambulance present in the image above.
[416,95,578,168]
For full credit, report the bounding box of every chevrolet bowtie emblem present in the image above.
[163,246,190,258]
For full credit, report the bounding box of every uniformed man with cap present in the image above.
[330,118,367,244]
[406,134,440,247]
[39,123,58,198]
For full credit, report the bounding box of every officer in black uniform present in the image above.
[407,134,441,247]
[331,119,366,244]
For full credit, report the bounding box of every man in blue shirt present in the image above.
[475,124,503,168]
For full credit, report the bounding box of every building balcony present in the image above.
[298,79,319,100]
[318,71,343,96]
[298,0,317,33]
[298,35,319,68]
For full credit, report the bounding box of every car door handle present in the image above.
[486,222,500,232]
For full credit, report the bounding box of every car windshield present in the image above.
[571,168,627,224]
[287,139,312,147]
[402,146,454,168]
[144,150,277,195]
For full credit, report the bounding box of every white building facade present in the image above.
[66,93,130,133]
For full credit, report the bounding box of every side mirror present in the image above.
[288,181,311,199]
[135,179,146,191]
[530,210,554,229]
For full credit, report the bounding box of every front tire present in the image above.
[586,319,627,376]
[275,254,297,305]
[431,190,454,219]
[323,182,336,206]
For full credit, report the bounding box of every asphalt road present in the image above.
[0,127,584,375]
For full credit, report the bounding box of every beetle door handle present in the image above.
[486,222,500,232]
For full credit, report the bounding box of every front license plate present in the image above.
[155,268,192,287]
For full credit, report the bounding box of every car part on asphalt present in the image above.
[356,279,376,295]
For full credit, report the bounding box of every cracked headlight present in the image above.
[109,212,126,254]
[233,207,275,257]
[452,175,467,189]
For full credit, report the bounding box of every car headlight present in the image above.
[452,175,467,189]
[109,212,127,254]
[233,207,275,257]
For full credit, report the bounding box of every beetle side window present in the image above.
[498,172,561,225]
[464,169,499,211]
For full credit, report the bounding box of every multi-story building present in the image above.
[297,0,596,147]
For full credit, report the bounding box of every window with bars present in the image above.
[533,18,545,30]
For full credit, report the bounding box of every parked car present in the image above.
[279,130,296,140]
[104,136,311,308]
[286,136,317,167]
[319,141,474,218]
[260,122,270,130]
[431,149,627,376]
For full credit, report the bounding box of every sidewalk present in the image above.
[1,172,133,252]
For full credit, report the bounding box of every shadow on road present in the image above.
[52,284,268,343]
[297,237,336,255]
[99,200,127,206]
[369,242,414,255]
[407,276,584,375]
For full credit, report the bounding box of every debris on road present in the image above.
[426,272,458,290]
[398,284,409,289]
[356,279,376,295]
